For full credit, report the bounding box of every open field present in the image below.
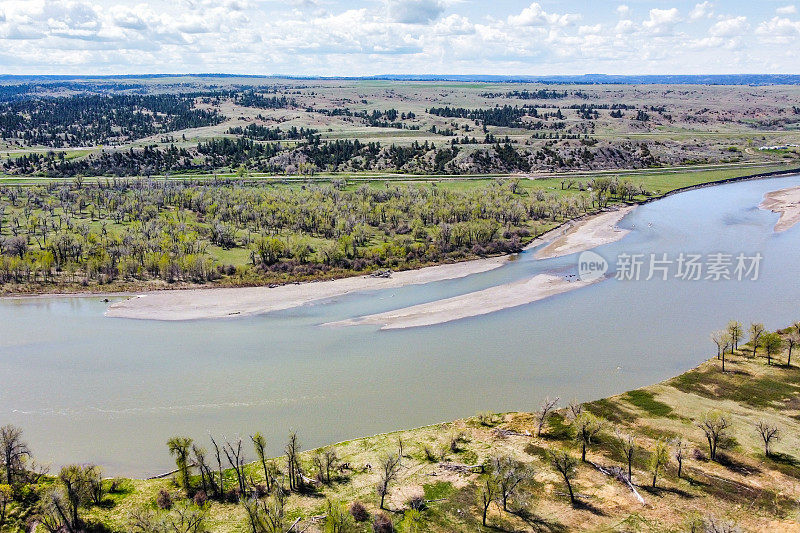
[3,322,800,532]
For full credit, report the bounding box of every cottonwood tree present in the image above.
[549,450,578,506]
[0,484,11,530]
[479,478,495,527]
[574,412,603,462]
[376,453,401,510]
[727,321,743,352]
[536,396,560,437]
[251,433,274,493]
[192,445,215,497]
[672,438,687,479]
[786,332,799,367]
[698,411,731,462]
[490,456,532,512]
[284,432,302,492]
[164,502,207,533]
[313,448,338,485]
[749,323,765,358]
[755,421,780,456]
[209,436,225,498]
[712,330,732,371]
[568,400,584,419]
[648,440,669,488]
[41,464,94,533]
[615,431,636,483]
[167,437,193,493]
[761,332,783,366]
[242,492,285,533]
[223,438,247,496]
[0,425,30,485]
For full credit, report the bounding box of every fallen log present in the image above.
[589,461,645,505]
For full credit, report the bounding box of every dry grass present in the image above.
[72,331,800,532]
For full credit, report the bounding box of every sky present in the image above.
[0,0,799,76]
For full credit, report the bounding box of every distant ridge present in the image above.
[0,73,799,85]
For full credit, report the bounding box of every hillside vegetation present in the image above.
[2,321,800,532]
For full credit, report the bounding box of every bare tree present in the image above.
[479,478,495,527]
[0,425,31,485]
[755,421,780,456]
[165,502,207,533]
[698,411,731,462]
[284,432,301,492]
[376,453,401,510]
[615,431,636,483]
[243,492,285,533]
[490,456,532,512]
[749,323,765,358]
[209,435,224,498]
[672,438,687,479]
[549,450,578,506]
[567,400,584,420]
[536,396,560,437]
[223,438,247,496]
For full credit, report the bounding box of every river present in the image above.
[1,174,799,477]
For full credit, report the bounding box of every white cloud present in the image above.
[709,16,748,37]
[689,2,713,21]
[0,0,798,76]
[508,3,580,27]
[777,5,797,15]
[757,16,800,39]
[643,7,681,33]
[387,0,445,24]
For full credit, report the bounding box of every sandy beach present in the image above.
[759,186,800,232]
[324,273,601,330]
[533,206,635,260]
[104,256,509,321]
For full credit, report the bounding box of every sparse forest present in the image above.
[1,321,799,532]
[0,176,652,292]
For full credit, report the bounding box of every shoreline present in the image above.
[759,185,800,232]
[324,273,602,330]
[533,206,635,260]
[104,256,510,321]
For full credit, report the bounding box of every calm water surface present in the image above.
[1,175,799,476]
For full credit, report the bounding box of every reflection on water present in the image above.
[1,175,799,476]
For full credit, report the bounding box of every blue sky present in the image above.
[0,0,798,75]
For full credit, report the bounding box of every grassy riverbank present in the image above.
[4,324,800,532]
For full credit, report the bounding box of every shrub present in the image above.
[193,490,207,507]
[350,501,369,522]
[407,494,426,511]
[372,512,393,533]
[156,489,173,510]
